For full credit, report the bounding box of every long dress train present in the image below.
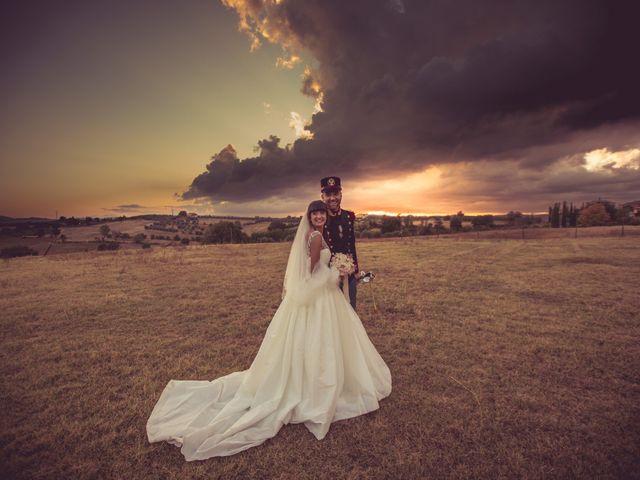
[146,234,392,460]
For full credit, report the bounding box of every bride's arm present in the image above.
[309,233,322,274]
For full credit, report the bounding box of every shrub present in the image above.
[141,243,151,249]
[283,230,297,241]
[181,238,190,245]
[419,224,433,235]
[360,229,382,238]
[133,233,147,244]
[381,217,402,234]
[1,245,38,258]
[97,242,120,251]
[472,215,494,228]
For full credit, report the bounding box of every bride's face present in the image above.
[310,210,327,228]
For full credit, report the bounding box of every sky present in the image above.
[1,0,639,219]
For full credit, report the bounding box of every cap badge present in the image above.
[327,178,336,186]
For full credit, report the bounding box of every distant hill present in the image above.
[0,216,52,224]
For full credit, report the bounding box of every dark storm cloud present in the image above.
[181,0,640,203]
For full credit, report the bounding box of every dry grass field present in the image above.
[1,235,639,479]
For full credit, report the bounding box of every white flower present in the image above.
[330,253,355,275]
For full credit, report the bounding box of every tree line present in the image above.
[548,199,637,228]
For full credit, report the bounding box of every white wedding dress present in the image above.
[146,225,392,461]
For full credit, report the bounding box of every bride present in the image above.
[146,200,392,460]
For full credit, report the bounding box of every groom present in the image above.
[320,176,359,310]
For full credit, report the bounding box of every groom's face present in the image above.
[321,189,342,213]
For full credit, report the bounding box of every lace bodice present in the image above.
[307,230,330,257]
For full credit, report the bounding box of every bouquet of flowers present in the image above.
[330,253,355,301]
[330,253,355,276]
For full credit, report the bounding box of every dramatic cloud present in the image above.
[584,148,640,172]
[181,0,640,208]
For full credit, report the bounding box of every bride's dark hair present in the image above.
[306,200,328,226]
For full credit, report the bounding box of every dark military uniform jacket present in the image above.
[323,209,359,275]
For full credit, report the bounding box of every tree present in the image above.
[450,215,462,232]
[419,223,433,235]
[506,211,523,226]
[550,203,560,228]
[268,220,286,231]
[561,201,568,228]
[569,203,579,227]
[578,203,609,226]
[472,215,494,228]
[403,215,414,228]
[381,217,402,234]
[203,221,247,244]
[617,204,632,222]
[598,199,617,221]
[99,224,110,240]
